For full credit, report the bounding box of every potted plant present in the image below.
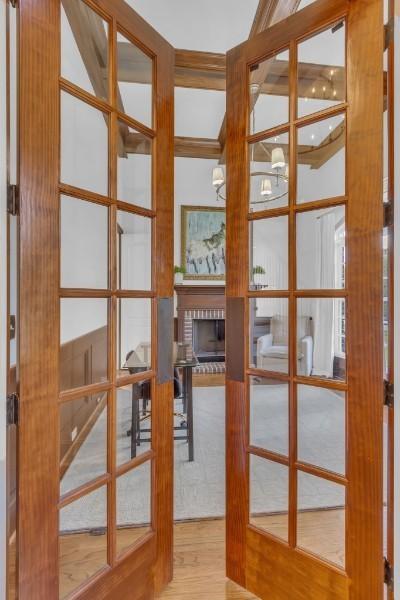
[174,265,186,285]
[252,265,266,287]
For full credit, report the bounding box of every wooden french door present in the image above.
[225,0,384,599]
[18,0,174,598]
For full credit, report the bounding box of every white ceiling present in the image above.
[125,0,331,140]
[126,0,259,53]
[126,0,318,53]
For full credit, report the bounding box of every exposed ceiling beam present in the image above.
[174,49,226,91]
[251,137,344,168]
[174,136,222,160]
[62,0,128,157]
[62,0,108,99]
[301,121,345,170]
[121,43,346,98]
[218,0,301,161]
[250,0,301,37]
[123,130,344,167]
[175,49,227,73]
[124,132,222,160]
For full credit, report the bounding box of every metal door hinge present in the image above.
[384,380,394,408]
[9,315,16,340]
[385,18,394,50]
[384,202,393,228]
[7,393,19,426]
[384,557,394,590]
[7,184,19,216]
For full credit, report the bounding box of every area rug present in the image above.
[60,384,345,531]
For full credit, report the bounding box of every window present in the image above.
[334,223,346,358]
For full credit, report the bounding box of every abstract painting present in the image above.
[181,206,226,280]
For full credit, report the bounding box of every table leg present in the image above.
[131,384,138,459]
[181,367,187,413]
[186,366,194,462]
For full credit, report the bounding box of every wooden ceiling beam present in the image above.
[175,49,226,72]
[124,132,222,160]
[62,0,128,157]
[250,0,301,37]
[123,131,345,166]
[303,121,345,169]
[62,0,108,99]
[175,49,226,91]
[218,0,301,160]
[251,140,343,167]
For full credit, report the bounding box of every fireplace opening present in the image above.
[192,319,225,363]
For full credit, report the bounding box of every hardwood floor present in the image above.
[159,519,258,600]
[9,512,345,599]
[161,511,344,599]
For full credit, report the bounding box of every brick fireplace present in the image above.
[175,285,225,374]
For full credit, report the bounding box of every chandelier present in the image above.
[212,84,289,206]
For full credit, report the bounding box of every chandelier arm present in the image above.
[250,190,289,205]
[250,170,288,181]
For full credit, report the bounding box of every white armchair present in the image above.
[256,315,313,376]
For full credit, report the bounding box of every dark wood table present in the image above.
[174,351,198,462]
[124,344,198,461]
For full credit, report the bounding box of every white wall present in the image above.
[0,1,7,597]
[175,156,224,285]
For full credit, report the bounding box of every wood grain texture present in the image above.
[9,514,351,600]
[18,0,61,597]
[71,535,156,600]
[246,526,348,600]
[225,42,250,587]
[225,0,384,598]
[385,2,394,598]
[152,28,175,595]
[346,0,383,597]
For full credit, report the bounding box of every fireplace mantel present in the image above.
[174,285,225,314]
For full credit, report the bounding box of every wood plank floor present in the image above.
[160,511,344,599]
[9,512,345,598]
[159,519,258,600]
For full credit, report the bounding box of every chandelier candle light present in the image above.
[212,83,289,205]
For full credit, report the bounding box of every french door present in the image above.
[18,0,174,598]
[225,0,384,599]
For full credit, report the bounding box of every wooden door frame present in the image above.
[225,0,384,598]
[18,0,174,598]
[385,1,395,598]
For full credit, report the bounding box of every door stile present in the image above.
[152,39,175,593]
[346,0,383,596]
[385,1,395,597]
[19,0,60,598]
[226,45,250,587]
[107,14,117,570]
[288,36,298,551]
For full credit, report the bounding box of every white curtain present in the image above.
[312,213,336,377]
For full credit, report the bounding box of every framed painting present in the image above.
[181,206,226,280]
